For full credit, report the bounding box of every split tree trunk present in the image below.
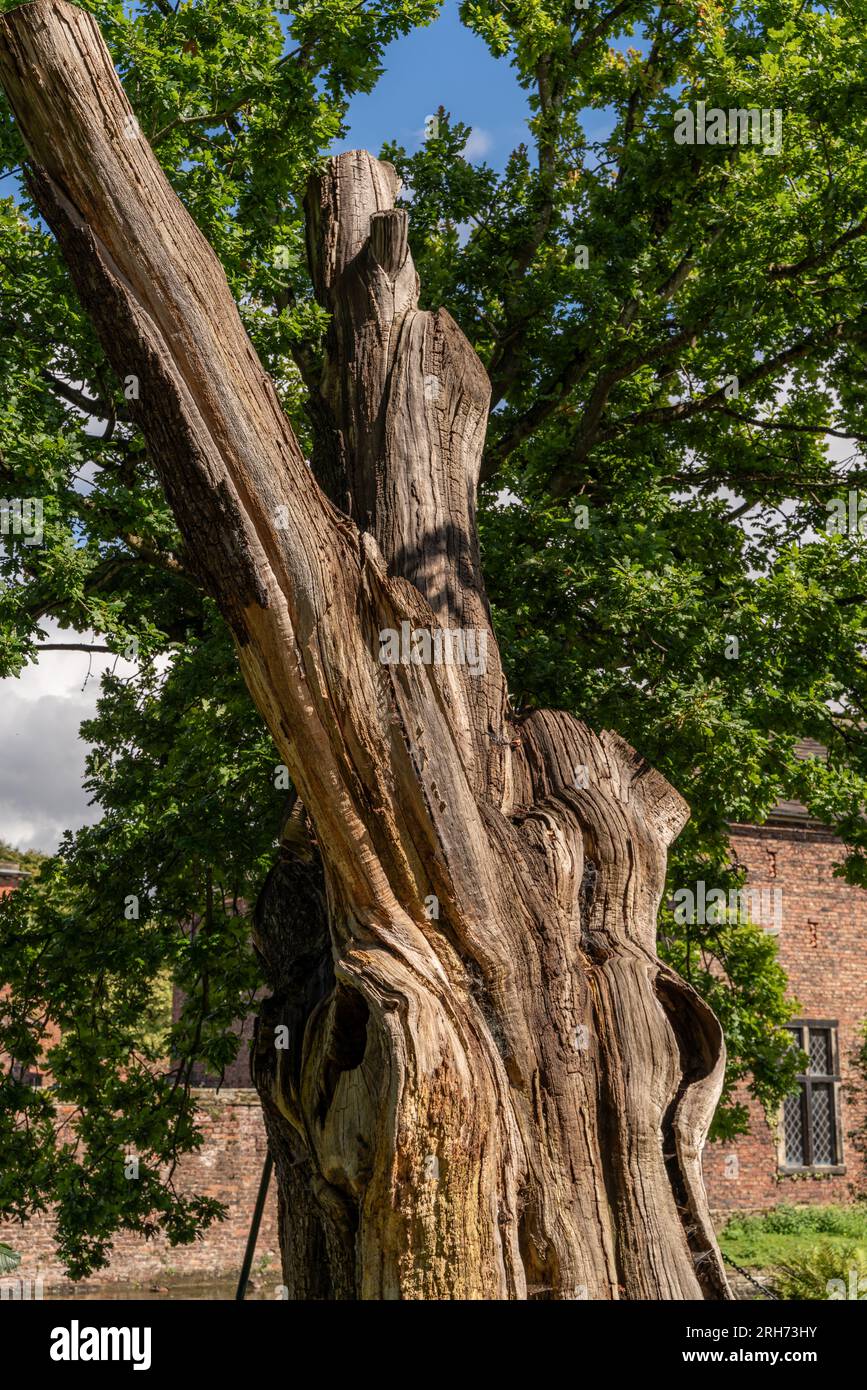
[0,0,731,1299]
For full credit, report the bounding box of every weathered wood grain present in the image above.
[0,0,731,1299]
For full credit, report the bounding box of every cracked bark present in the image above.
[0,0,731,1300]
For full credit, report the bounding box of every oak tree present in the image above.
[0,0,733,1298]
[1,0,865,1298]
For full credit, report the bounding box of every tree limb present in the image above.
[593,319,857,444]
[767,214,867,280]
[34,642,113,652]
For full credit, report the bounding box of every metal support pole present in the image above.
[235,1149,274,1301]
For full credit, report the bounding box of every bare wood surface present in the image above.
[0,0,731,1299]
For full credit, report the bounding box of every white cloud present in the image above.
[408,124,491,161]
[462,127,493,161]
[0,620,138,853]
[0,685,101,852]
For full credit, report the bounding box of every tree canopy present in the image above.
[2,0,866,1275]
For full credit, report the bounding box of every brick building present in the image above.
[702,779,867,1211]
[6,1090,278,1294]
[1,861,51,1090]
[0,860,27,897]
[3,770,866,1286]
[1,867,278,1291]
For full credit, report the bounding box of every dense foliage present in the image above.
[2,0,866,1272]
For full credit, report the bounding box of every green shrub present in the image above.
[723,1204,867,1241]
[762,1206,807,1235]
[770,1242,867,1300]
[812,1207,866,1236]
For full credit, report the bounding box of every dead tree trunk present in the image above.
[0,0,731,1299]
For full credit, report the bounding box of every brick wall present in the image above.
[2,873,275,1290]
[5,821,866,1286]
[4,1090,279,1293]
[172,982,258,1089]
[0,863,27,896]
[702,822,867,1212]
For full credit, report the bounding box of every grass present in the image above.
[719,1205,867,1292]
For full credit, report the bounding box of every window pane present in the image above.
[783,1089,806,1166]
[808,1028,832,1076]
[11,1062,41,1087]
[810,1084,836,1166]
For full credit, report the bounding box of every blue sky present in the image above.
[335,1,628,164]
[336,2,530,167]
[0,0,628,198]
[1,1,528,200]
